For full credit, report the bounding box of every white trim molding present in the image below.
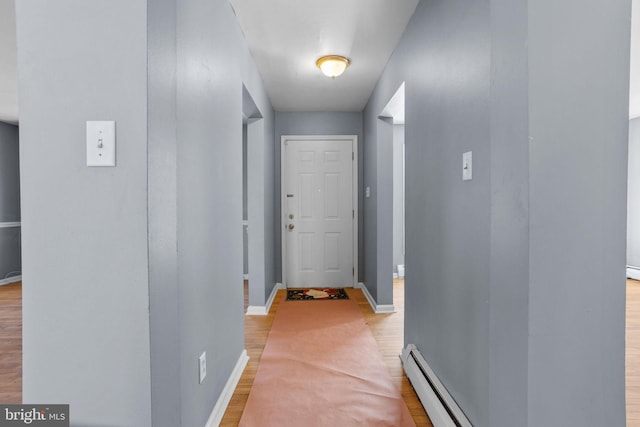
[243,274,249,281]
[205,349,249,427]
[628,266,640,281]
[0,275,22,286]
[0,222,21,229]
[246,283,285,316]
[356,282,395,314]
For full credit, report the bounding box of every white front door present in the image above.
[282,136,356,287]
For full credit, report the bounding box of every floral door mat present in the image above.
[286,288,349,300]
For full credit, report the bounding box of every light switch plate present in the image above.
[87,121,116,167]
[365,186,371,198]
[199,351,207,384]
[463,151,472,181]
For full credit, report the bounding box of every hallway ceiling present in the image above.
[228,0,419,112]
[1,0,639,122]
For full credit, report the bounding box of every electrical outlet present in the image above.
[199,352,207,384]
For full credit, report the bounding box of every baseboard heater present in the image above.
[401,344,472,427]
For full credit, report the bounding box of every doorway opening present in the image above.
[627,119,640,423]
[242,118,249,312]
[627,0,640,422]
[379,83,405,305]
[0,121,21,404]
[242,85,264,313]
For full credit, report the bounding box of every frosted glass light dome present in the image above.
[316,55,350,79]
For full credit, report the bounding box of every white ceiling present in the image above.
[0,0,638,123]
[228,0,418,112]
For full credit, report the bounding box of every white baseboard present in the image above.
[401,344,472,427]
[205,349,249,427]
[393,273,399,279]
[627,267,640,281]
[243,274,249,280]
[0,275,22,286]
[246,306,266,315]
[246,283,284,315]
[356,282,395,314]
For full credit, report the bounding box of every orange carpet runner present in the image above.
[239,293,415,427]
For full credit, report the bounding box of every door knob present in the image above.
[288,224,295,231]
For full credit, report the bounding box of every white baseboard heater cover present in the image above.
[401,344,472,427]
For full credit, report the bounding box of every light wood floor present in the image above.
[0,281,21,404]
[1,280,639,425]
[628,279,640,426]
[356,280,432,426]
[225,280,432,426]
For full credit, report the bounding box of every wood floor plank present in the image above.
[0,281,21,404]
[628,279,640,426]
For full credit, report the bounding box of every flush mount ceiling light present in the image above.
[316,55,350,79]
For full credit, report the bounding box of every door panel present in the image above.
[284,138,353,287]
[299,233,315,272]
[299,174,314,219]
[324,233,340,271]
[324,173,340,218]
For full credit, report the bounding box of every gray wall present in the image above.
[488,0,530,422]
[527,0,629,425]
[274,112,364,282]
[364,0,629,425]
[147,0,180,424]
[392,124,404,275]
[629,117,640,268]
[243,123,248,222]
[0,122,20,221]
[0,121,21,282]
[371,116,394,304]
[365,0,492,420]
[16,1,153,425]
[243,123,248,276]
[149,0,276,425]
[17,0,275,426]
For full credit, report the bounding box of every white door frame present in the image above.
[281,135,358,288]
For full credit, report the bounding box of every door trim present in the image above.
[281,135,358,288]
